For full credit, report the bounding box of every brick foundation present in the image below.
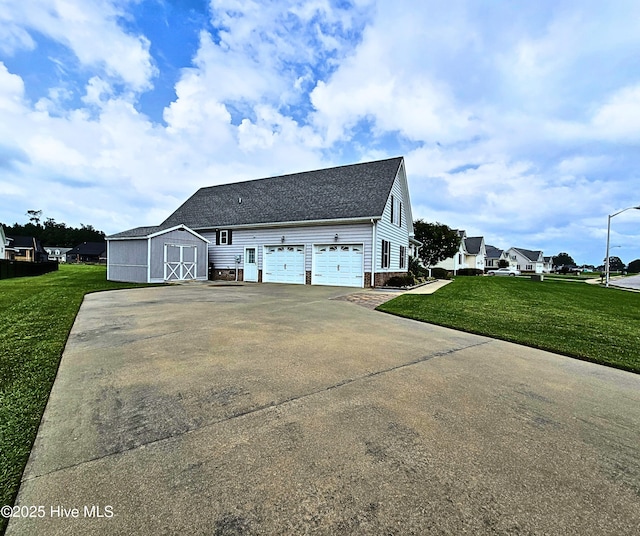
[373,271,407,287]
[211,268,243,281]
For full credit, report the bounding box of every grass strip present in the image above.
[377,277,640,373]
[0,265,157,533]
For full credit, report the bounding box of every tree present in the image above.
[498,259,509,268]
[1,213,106,247]
[627,259,640,274]
[553,252,576,267]
[413,220,461,267]
[26,209,43,226]
[606,256,625,272]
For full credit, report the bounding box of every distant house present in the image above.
[66,242,107,264]
[485,245,509,271]
[44,247,72,263]
[432,230,486,273]
[543,256,554,273]
[505,247,545,273]
[10,236,48,263]
[107,157,417,286]
[0,226,5,260]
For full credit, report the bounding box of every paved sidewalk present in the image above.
[333,279,452,309]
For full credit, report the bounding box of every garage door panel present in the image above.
[263,245,305,284]
[313,244,363,287]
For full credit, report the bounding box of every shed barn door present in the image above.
[164,244,197,281]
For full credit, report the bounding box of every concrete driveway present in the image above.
[7,283,640,535]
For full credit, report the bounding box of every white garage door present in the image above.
[312,244,364,287]
[263,245,305,284]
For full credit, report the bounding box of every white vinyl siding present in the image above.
[375,170,409,273]
[202,223,373,274]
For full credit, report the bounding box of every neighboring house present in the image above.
[66,242,107,263]
[485,245,509,271]
[11,236,48,262]
[0,226,5,260]
[107,157,415,287]
[44,246,71,263]
[432,231,486,273]
[543,256,554,273]
[505,247,545,273]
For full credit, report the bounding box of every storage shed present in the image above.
[106,225,209,283]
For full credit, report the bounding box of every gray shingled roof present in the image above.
[485,245,503,258]
[464,236,484,255]
[513,248,543,262]
[108,226,161,239]
[160,157,404,230]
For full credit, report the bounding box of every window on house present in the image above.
[390,195,394,224]
[458,253,462,264]
[526,264,533,271]
[400,246,406,269]
[217,229,232,245]
[389,196,401,226]
[381,240,390,268]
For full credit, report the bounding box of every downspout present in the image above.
[371,219,376,288]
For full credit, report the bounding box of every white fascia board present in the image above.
[191,216,381,232]
[397,158,415,236]
[148,224,211,243]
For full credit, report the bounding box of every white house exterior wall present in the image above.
[506,249,544,273]
[107,239,149,283]
[374,171,410,276]
[202,223,373,275]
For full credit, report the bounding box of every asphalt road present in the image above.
[7,283,640,535]
[610,274,640,290]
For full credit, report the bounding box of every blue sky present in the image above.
[1,0,639,265]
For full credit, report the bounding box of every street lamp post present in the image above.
[605,205,640,287]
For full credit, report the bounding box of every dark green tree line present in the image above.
[2,211,105,247]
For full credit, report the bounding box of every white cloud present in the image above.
[1,0,156,91]
[591,85,640,142]
[0,61,25,112]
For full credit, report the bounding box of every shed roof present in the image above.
[160,157,404,230]
[108,226,161,239]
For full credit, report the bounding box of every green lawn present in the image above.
[378,277,640,374]
[0,265,156,531]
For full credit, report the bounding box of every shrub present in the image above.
[408,256,429,279]
[385,275,416,287]
[456,268,483,276]
[430,267,450,279]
